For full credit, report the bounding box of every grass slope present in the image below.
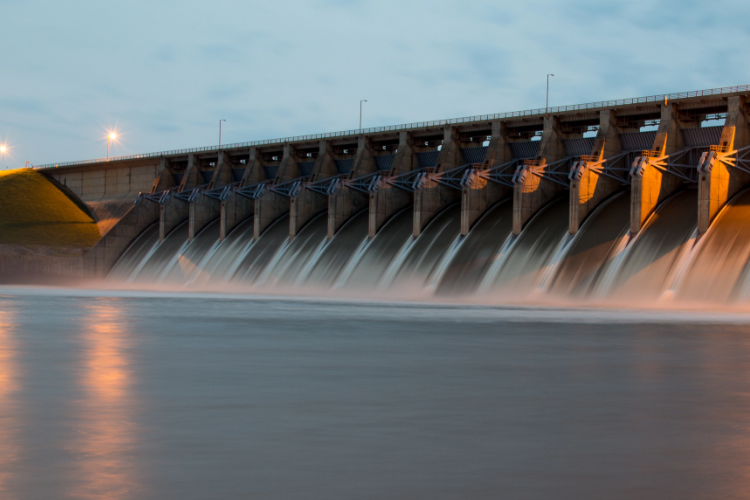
[0,169,101,248]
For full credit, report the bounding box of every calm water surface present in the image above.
[1,287,750,499]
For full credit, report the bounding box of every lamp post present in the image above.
[359,100,367,131]
[219,119,226,146]
[107,133,116,160]
[546,74,555,116]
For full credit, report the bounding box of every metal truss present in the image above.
[697,144,750,177]
[412,164,472,191]
[134,190,168,206]
[267,178,306,198]
[512,157,575,188]
[462,158,527,189]
[142,143,729,208]
[568,151,634,185]
[379,168,425,192]
[201,184,235,202]
[134,185,205,206]
[232,179,274,200]
[631,146,707,183]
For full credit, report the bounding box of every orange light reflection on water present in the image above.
[71,300,137,499]
[0,311,18,498]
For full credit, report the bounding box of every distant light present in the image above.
[0,146,6,153]
[108,133,117,140]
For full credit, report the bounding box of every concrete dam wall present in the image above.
[22,85,750,305]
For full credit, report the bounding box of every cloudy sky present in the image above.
[0,0,748,167]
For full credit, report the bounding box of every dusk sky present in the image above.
[1,0,748,167]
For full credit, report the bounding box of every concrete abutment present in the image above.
[83,201,161,278]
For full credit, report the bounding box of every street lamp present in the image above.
[107,132,117,160]
[1,145,9,170]
[360,100,367,131]
[546,74,555,116]
[219,119,226,146]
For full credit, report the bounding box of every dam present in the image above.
[20,84,750,306]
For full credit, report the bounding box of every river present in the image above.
[0,287,749,499]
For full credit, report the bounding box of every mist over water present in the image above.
[107,188,750,309]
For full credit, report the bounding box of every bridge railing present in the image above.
[33,84,750,170]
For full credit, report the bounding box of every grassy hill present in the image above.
[0,169,101,248]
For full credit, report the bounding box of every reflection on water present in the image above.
[72,300,136,499]
[0,311,18,498]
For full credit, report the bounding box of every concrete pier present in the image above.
[151,157,177,194]
[697,96,750,233]
[369,132,417,238]
[512,116,569,235]
[220,147,264,240]
[160,197,189,242]
[188,151,236,241]
[630,103,687,235]
[413,126,462,237]
[289,141,337,240]
[328,136,376,238]
[569,110,625,234]
[178,154,202,191]
[189,195,220,241]
[208,151,233,190]
[460,122,512,235]
[254,145,296,240]
[221,193,253,241]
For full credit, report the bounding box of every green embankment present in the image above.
[0,169,101,248]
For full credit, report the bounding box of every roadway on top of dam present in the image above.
[34,84,750,170]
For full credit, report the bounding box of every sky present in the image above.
[0,0,748,167]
